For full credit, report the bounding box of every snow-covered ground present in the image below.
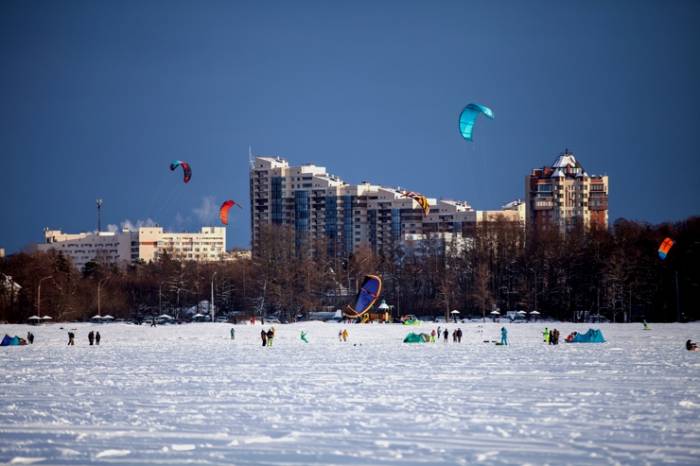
[1,322,699,465]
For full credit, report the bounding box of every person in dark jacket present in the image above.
[261,329,268,347]
[95,332,101,345]
[443,328,449,342]
[67,332,75,346]
[456,328,463,343]
[88,331,95,346]
[27,332,34,344]
[266,328,275,347]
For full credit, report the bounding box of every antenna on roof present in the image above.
[248,145,254,169]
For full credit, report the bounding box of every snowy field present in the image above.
[1,322,699,466]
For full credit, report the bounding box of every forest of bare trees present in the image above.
[1,217,698,323]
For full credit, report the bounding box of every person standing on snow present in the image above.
[261,329,267,347]
[88,331,95,346]
[95,332,101,345]
[456,328,463,343]
[67,331,75,346]
[430,329,437,343]
[500,327,509,346]
[230,327,235,340]
[543,327,549,344]
[443,328,449,342]
[266,328,275,346]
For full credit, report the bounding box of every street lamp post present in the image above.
[211,271,218,322]
[37,275,53,318]
[97,278,109,317]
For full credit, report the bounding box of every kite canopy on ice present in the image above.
[567,328,606,343]
[345,275,382,318]
[403,332,430,343]
[1,335,27,346]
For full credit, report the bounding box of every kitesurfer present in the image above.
[500,327,508,346]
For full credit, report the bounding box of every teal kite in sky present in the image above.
[459,103,494,141]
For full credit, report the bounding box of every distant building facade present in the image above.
[250,156,521,256]
[525,150,609,232]
[37,227,226,270]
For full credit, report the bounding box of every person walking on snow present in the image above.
[88,331,95,346]
[261,329,267,347]
[342,329,349,342]
[500,327,509,346]
[430,329,437,343]
[300,330,309,343]
[230,327,235,340]
[95,331,101,345]
[456,328,463,343]
[543,327,549,344]
[266,328,275,346]
[443,328,449,342]
[67,331,75,346]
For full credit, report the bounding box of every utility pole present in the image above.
[96,198,103,232]
[211,271,218,322]
[37,276,53,317]
[675,271,681,322]
[97,278,109,317]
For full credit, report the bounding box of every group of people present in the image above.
[88,331,101,345]
[543,327,560,345]
[260,327,275,346]
[427,327,465,343]
[65,330,102,345]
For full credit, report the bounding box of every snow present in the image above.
[1,322,699,465]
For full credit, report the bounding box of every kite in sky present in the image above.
[169,160,192,183]
[658,237,674,260]
[219,199,242,225]
[459,103,494,142]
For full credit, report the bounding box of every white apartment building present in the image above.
[37,226,226,270]
[250,156,520,256]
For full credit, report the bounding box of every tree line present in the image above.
[1,217,698,323]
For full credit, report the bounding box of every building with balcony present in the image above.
[250,156,522,256]
[525,150,609,232]
[37,226,226,270]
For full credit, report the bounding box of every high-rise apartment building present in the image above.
[37,226,226,270]
[525,150,609,232]
[250,156,522,256]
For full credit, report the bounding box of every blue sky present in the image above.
[2,0,699,252]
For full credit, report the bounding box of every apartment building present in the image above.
[37,226,226,270]
[250,156,520,256]
[525,150,609,232]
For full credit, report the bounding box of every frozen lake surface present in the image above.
[1,322,699,465]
